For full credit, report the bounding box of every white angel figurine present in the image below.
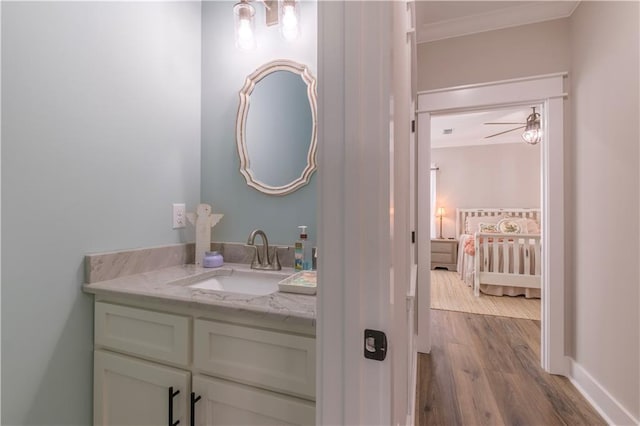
[186,203,224,266]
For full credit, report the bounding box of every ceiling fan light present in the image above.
[522,108,542,145]
[522,127,542,144]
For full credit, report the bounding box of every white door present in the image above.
[317,1,417,425]
[93,350,190,426]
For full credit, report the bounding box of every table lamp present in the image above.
[436,207,445,239]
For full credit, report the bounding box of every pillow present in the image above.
[465,215,502,234]
[499,215,541,234]
[478,223,499,233]
[496,218,528,234]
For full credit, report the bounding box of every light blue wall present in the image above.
[1,3,201,424]
[2,2,317,423]
[201,1,317,247]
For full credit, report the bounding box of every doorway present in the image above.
[415,73,567,374]
[429,105,542,321]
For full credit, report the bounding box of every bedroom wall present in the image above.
[432,143,540,238]
[569,1,639,422]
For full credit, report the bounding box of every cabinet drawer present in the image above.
[431,241,455,253]
[194,319,315,399]
[432,252,455,263]
[192,375,315,426]
[95,302,190,366]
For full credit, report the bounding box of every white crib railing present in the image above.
[473,233,542,297]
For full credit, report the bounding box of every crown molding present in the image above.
[417,1,580,44]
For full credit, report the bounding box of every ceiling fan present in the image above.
[484,107,542,144]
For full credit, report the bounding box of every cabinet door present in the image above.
[94,350,190,426]
[192,375,315,426]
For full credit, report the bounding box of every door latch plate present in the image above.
[364,329,387,361]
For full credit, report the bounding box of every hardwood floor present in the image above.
[416,310,605,426]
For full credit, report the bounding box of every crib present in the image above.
[456,208,542,298]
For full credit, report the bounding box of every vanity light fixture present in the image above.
[233,0,300,50]
[522,107,542,145]
[280,0,300,41]
[233,0,256,50]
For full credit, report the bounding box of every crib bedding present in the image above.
[457,233,541,298]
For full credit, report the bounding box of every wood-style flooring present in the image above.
[416,309,605,426]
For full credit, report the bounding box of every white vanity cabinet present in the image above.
[92,300,315,426]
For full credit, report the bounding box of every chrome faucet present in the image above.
[246,229,281,271]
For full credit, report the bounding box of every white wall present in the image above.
[570,1,639,421]
[417,18,570,91]
[432,143,540,238]
[1,3,201,424]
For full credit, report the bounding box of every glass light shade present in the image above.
[522,127,542,144]
[234,1,256,50]
[437,207,445,217]
[279,0,300,41]
[522,109,542,145]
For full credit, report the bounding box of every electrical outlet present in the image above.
[172,203,186,229]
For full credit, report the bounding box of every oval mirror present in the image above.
[236,59,317,196]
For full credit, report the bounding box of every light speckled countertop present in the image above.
[83,263,316,326]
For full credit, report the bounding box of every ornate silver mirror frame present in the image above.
[236,59,318,196]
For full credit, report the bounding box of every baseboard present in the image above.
[567,357,638,425]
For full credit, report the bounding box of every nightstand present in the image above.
[431,239,458,271]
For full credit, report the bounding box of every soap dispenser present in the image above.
[295,226,312,271]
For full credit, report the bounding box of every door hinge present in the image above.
[411,119,416,133]
[411,231,416,244]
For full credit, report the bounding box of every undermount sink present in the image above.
[187,270,289,296]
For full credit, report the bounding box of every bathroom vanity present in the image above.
[84,249,316,426]
[83,56,320,424]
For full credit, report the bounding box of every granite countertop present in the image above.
[83,262,316,327]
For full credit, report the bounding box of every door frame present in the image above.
[415,73,568,374]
